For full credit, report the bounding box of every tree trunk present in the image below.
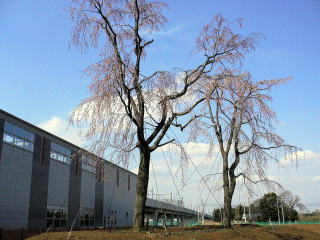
[133,147,151,231]
[223,187,232,228]
[222,154,232,228]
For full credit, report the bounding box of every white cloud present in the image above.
[157,142,212,156]
[280,150,320,166]
[131,162,178,176]
[131,167,139,175]
[313,176,320,182]
[38,116,83,146]
[267,175,279,182]
[142,25,183,36]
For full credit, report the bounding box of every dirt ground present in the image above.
[288,224,320,235]
[26,224,320,240]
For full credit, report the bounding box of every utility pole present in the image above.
[276,195,281,225]
[248,198,251,222]
[197,207,200,224]
[280,196,285,223]
[202,200,205,225]
[243,205,247,223]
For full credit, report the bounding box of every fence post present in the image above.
[20,228,24,240]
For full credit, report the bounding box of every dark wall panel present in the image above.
[68,151,81,228]
[28,136,51,229]
[0,118,4,163]
[95,166,104,227]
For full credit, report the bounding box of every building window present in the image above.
[128,174,130,191]
[50,142,71,164]
[3,122,34,152]
[106,216,110,227]
[80,208,95,228]
[46,206,68,228]
[116,169,119,187]
[81,156,96,174]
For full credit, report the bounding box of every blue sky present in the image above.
[1,0,320,212]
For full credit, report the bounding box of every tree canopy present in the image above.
[69,0,298,229]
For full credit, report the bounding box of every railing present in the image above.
[147,192,213,218]
[147,192,185,207]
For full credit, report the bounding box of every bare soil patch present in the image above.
[26,225,320,240]
[284,224,320,235]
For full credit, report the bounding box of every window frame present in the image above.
[80,207,95,228]
[50,142,71,165]
[46,205,68,229]
[81,156,96,174]
[2,122,35,153]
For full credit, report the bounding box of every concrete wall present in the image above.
[80,171,96,209]
[0,115,34,229]
[103,162,136,228]
[47,159,70,208]
[0,143,33,229]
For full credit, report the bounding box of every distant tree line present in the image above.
[213,191,305,222]
[260,192,298,222]
[299,209,320,222]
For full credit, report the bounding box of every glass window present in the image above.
[46,206,68,229]
[3,133,14,144]
[51,151,57,160]
[4,122,16,135]
[24,141,34,152]
[51,142,71,157]
[15,127,25,140]
[3,122,35,152]
[81,156,96,174]
[65,156,71,164]
[50,142,71,165]
[25,131,35,142]
[14,137,24,148]
[80,208,95,228]
[58,154,64,162]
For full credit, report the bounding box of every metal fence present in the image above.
[147,192,184,207]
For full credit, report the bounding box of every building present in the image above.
[0,109,204,230]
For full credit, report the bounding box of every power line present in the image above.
[150,158,159,198]
[169,128,223,209]
[161,148,183,201]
